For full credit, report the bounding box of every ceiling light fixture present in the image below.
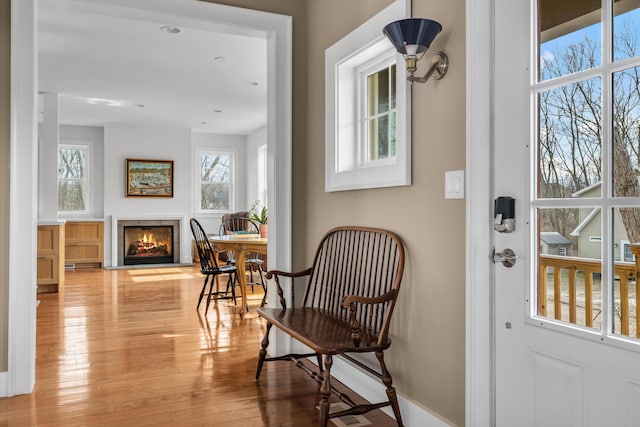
[246,81,259,86]
[86,97,124,107]
[214,109,222,113]
[160,25,181,34]
[214,56,225,62]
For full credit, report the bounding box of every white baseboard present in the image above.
[0,371,8,397]
[330,357,453,427]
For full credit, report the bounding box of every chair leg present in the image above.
[376,351,404,427]
[318,354,332,427]
[255,321,273,380]
[205,275,216,315]
[197,275,210,310]
[258,266,267,307]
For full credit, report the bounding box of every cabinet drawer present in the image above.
[66,222,103,240]
[66,243,102,262]
[37,255,58,284]
[37,226,59,254]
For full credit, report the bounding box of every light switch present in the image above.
[445,170,465,199]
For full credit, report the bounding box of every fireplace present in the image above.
[115,217,182,266]
[124,225,173,265]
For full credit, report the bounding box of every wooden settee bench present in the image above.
[255,226,406,426]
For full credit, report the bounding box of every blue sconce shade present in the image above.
[382,18,442,56]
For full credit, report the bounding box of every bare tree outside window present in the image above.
[58,146,88,212]
[538,15,640,240]
[200,152,232,211]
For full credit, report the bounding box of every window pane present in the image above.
[58,147,87,179]
[58,181,86,211]
[390,111,397,157]
[367,67,389,116]
[537,208,602,331]
[538,0,602,82]
[201,154,230,182]
[201,183,229,210]
[390,64,396,110]
[368,118,379,160]
[613,66,640,197]
[614,2,640,62]
[200,153,232,211]
[58,146,88,212]
[538,78,602,198]
[612,207,640,339]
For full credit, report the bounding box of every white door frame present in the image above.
[465,0,495,425]
[4,0,292,396]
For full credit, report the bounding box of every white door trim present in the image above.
[4,0,292,397]
[465,0,494,425]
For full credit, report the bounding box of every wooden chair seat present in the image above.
[257,307,389,354]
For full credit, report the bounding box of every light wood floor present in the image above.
[0,266,396,426]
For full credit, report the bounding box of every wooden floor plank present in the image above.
[0,266,396,426]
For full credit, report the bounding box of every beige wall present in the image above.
[204,0,466,425]
[0,0,10,372]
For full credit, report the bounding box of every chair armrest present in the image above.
[341,290,398,347]
[265,268,313,310]
[341,289,398,308]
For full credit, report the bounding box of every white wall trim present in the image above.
[465,0,495,425]
[331,357,452,426]
[6,0,38,397]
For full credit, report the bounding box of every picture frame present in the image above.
[125,158,174,197]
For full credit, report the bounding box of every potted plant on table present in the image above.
[250,200,268,238]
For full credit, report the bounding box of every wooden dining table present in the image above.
[209,234,267,312]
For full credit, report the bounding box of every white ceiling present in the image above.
[38,0,268,135]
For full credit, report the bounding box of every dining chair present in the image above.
[190,218,238,314]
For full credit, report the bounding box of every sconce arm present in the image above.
[407,52,448,83]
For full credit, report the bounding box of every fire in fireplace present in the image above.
[124,225,174,265]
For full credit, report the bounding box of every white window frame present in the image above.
[57,144,90,214]
[195,149,235,214]
[358,54,397,167]
[325,0,410,192]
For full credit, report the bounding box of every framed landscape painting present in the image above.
[126,159,174,197]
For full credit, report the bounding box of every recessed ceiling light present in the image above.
[86,97,124,107]
[246,81,259,86]
[214,109,222,113]
[201,121,208,125]
[160,26,181,34]
[133,103,145,108]
[214,56,225,62]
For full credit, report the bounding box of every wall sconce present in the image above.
[383,18,448,83]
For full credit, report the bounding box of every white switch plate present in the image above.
[445,170,465,199]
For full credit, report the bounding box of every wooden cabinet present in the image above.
[37,224,65,293]
[65,221,104,268]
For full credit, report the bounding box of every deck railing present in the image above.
[539,254,639,337]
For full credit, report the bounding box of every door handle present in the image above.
[493,248,518,267]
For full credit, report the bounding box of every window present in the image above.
[621,240,635,263]
[534,1,640,339]
[198,151,234,212]
[559,247,567,256]
[58,145,89,213]
[363,61,397,163]
[325,0,410,192]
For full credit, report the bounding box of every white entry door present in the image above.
[494,0,640,425]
